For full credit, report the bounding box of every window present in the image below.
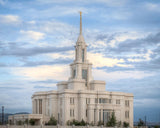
[70,98,74,104]
[108,99,112,103]
[99,110,101,121]
[82,69,87,80]
[125,111,129,119]
[86,98,90,104]
[125,100,129,107]
[35,99,38,114]
[39,99,42,114]
[73,69,76,78]
[98,98,111,104]
[95,98,98,103]
[116,99,120,104]
[86,109,87,117]
[70,109,74,117]
[82,49,84,62]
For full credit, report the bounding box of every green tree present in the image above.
[117,121,122,127]
[29,119,35,125]
[106,111,116,127]
[97,121,104,126]
[138,118,145,126]
[123,121,129,127]
[80,119,86,126]
[47,116,57,125]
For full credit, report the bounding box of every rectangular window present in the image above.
[82,69,87,80]
[70,98,74,104]
[98,98,111,104]
[35,99,37,114]
[99,110,101,121]
[73,69,76,78]
[108,99,112,103]
[70,109,74,117]
[125,111,129,119]
[125,100,129,107]
[86,109,87,117]
[39,99,42,114]
[86,98,90,104]
[95,98,98,103]
[116,99,120,104]
[73,109,74,117]
[82,49,84,62]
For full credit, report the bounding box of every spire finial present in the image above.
[79,11,82,35]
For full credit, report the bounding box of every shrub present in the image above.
[138,118,145,126]
[29,119,35,125]
[106,111,116,127]
[117,121,122,127]
[67,119,87,126]
[47,116,57,125]
[97,121,104,126]
[123,121,129,127]
[17,120,23,125]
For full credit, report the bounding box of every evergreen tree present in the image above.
[106,111,116,127]
[47,116,57,125]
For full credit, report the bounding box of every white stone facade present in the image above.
[32,13,133,127]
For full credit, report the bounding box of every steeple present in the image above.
[80,11,82,35]
[69,12,93,90]
[77,11,85,44]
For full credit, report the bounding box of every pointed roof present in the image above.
[76,11,85,44]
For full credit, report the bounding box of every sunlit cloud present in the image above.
[20,30,45,41]
[0,15,21,25]
[12,65,69,81]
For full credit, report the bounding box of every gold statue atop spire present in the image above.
[79,11,82,16]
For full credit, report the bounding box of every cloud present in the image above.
[36,0,127,7]
[145,2,160,12]
[12,65,70,81]
[88,52,132,68]
[0,0,6,5]
[0,41,73,56]
[93,69,155,82]
[20,30,45,41]
[0,15,21,25]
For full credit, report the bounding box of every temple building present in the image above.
[9,13,133,127]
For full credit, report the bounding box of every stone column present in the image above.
[95,107,99,124]
[88,105,93,123]
[78,94,85,121]
[63,96,69,125]
[37,99,39,114]
[32,100,34,114]
[42,98,46,115]
[76,64,82,79]
[84,47,87,62]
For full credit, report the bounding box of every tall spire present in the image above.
[80,11,82,35]
[77,11,85,43]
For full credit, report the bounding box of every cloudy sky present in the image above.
[0,0,160,122]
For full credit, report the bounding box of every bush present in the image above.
[67,119,87,126]
[46,116,57,125]
[106,111,116,127]
[138,118,145,126]
[123,121,129,127]
[97,121,104,126]
[117,121,122,127]
[17,120,23,125]
[29,119,35,125]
